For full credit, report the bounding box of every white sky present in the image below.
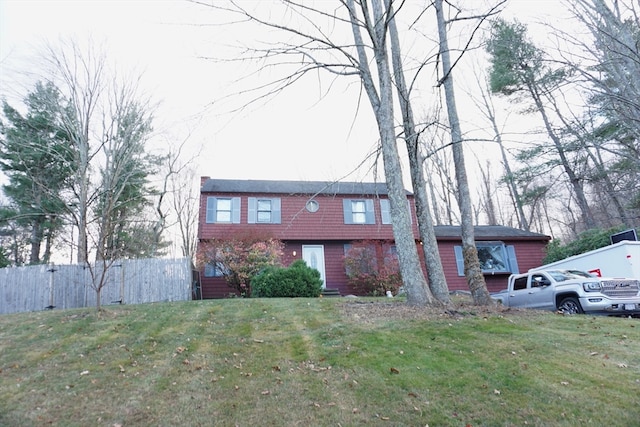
[0,0,564,187]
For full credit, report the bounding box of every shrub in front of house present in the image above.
[197,232,284,297]
[251,260,323,298]
[343,242,402,296]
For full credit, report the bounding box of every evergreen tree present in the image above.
[486,19,597,231]
[0,82,76,264]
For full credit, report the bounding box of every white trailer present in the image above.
[532,241,640,279]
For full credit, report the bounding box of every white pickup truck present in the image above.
[492,269,640,315]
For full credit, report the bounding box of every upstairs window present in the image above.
[248,197,281,224]
[454,241,519,276]
[352,200,366,223]
[257,199,272,222]
[379,199,412,224]
[206,197,241,223]
[380,199,391,224]
[343,199,375,224]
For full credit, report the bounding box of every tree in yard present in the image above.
[387,6,450,305]
[162,137,200,261]
[346,0,439,306]
[486,18,598,232]
[169,165,199,261]
[198,231,284,297]
[94,81,162,261]
[434,0,495,305]
[43,40,104,265]
[38,40,165,310]
[0,81,76,265]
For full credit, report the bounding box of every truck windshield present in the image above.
[547,270,593,282]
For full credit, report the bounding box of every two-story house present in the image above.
[197,177,551,298]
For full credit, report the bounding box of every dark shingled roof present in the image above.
[201,178,411,196]
[434,225,550,240]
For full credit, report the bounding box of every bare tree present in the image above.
[41,40,161,309]
[424,126,459,225]
[163,137,200,261]
[560,0,640,225]
[345,0,436,305]
[478,160,499,225]
[44,40,105,264]
[171,168,199,260]
[434,0,494,305]
[388,3,450,305]
[474,79,530,230]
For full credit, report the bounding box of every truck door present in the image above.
[526,273,555,310]
[508,276,532,307]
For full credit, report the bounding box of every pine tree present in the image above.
[0,82,76,264]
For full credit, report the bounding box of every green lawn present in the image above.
[1,298,638,426]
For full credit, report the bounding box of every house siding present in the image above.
[199,192,412,242]
[437,239,549,293]
[197,178,551,299]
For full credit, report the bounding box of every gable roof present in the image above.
[435,225,550,241]
[200,178,412,196]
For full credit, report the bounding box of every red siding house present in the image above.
[197,177,550,298]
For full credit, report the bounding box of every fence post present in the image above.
[47,263,57,310]
[118,262,124,304]
[110,262,124,304]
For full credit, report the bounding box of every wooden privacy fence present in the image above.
[0,257,194,315]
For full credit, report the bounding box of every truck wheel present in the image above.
[558,297,583,315]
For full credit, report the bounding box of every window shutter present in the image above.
[365,199,375,224]
[206,197,217,223]
[454,245,465,276]
[380,199,391,224]
[343,199,353,224]
[231,197,241,224]
[506,245,519,273]
[272,198,281,224]
[248,197,257,224]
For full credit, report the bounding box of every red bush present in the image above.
[343,241,402,296]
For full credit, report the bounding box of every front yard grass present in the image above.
[0,297,638,426]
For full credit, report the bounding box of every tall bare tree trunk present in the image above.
[546,93,629,226]
[45,40,104,264]
[388,6,450,305]
[347,0,436,306]
[528,83,597,230]
[477,85,530,230]
[435,0,493,305]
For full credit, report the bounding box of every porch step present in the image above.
[321,288,341,297]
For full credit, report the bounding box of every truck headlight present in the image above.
[583,281,602,292]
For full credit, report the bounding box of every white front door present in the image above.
[302,245,326,288]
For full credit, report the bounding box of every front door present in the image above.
[302,245,326,288]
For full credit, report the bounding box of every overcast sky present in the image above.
[0,0,562,186]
